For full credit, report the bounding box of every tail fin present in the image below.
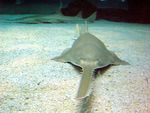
[86,12,96,22]
[76,21,89,35]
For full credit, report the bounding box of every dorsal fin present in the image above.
[76,11,82,18]
[86,12,96,22]
[76,24,80,36]
[76,21,89,36]
[55,0,64,15]
[84,21,88,32]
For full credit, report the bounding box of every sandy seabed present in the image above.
[0,19,150,113]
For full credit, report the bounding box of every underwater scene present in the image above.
[0,0,150,113]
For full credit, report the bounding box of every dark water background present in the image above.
[0,0,150,23]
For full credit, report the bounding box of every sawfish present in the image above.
[52,22,129,98]
[3,12,96,24]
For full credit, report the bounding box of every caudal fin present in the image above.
[86,12,96,22]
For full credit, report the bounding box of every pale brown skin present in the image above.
[52,32,128,99]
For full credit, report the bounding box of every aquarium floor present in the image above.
[0,20,150,113]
